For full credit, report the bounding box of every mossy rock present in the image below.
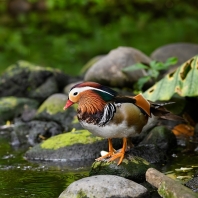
[89,144,167,182]
[25,130,123,168]
[25,130,105,166]
[0,96,39,123]
[35,93,77,131]
[0,60,69,101]
[89,156,152,183]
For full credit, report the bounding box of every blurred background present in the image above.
[0,0,198,76]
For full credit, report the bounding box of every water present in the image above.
[0,133,197,198]
[0,136,89,198]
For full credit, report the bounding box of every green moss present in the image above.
[0,96,38,112]
[37,103,63,115]
[134,157,149,165]
[158,182,176,198]
[37,96,66,115]
[0,97,18,108]
[41,130,104,150]
[76,190,89,198]
[4,60,62,80]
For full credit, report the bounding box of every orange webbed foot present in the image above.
[95,138,115,161]
[108,151,125,165]
[108,137,127,165]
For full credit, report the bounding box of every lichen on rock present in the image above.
[41,129,104,150]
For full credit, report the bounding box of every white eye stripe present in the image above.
[70,86,114,96]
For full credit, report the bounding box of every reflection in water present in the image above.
[0,136,88,198]
[0,169,88,198]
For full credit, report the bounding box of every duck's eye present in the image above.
[73,92,78,96]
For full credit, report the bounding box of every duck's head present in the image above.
[63,82,117,111]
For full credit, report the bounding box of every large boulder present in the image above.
[59,175,149,198]
[0,60,70,102]
[84,46,151,87]
[24,130,122,168]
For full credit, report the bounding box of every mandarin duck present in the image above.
[64,82,181,165]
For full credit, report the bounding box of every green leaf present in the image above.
[122,63,148,72]
[143,56,198,101]
[148,69,159,79]
[149,60,158,69]
[134,76,151,91]
[165,57,178,66]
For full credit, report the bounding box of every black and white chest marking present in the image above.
[98,103,116,127]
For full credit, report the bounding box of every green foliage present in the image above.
[143,56,198,101]
[0,1,198,75]
[123,57,178,91]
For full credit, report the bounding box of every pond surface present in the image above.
[0,135,89,198]
[0,134,197,198]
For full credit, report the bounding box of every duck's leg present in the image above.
[95,138,115,161]
[108,137,127,165]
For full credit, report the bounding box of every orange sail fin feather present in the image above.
[133,94,151,117]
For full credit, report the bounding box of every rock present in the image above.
[25,130,122,164]
[35,93,77,131]
[0,125,14,137]
[80,55,105,74]
[84,46,151,88]
[151,43,198,73]
[27,120,63,145]
[127,144,166,164]
[10,120,29,146]
[146,168,198,198]
[29,76,58,100]
[21,108,37,122]
[59,175,149,198]
[0,96,39,123]
[0,60,70,102]
[11,119,62,146]
[90,156,152,183]
[139,125,177,153]
[185,171,198,192]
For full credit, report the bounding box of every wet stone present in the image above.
[59,175,149,198]
[11,120,62,146]
[89,156,152,183]
[139,125,177,153]
[185,172,198,192]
